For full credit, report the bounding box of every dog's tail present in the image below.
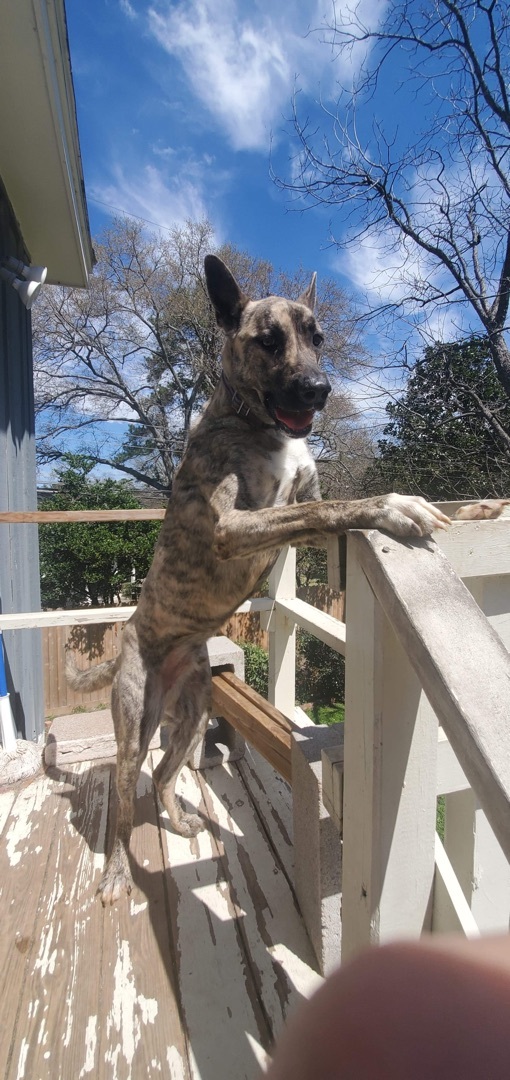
[65,651,120,692]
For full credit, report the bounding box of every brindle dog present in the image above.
[67,254,451,904]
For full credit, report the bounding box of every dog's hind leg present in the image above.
[153,644,211,838]
[99,659,165,905]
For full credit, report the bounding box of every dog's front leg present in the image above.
[214,494,450,561]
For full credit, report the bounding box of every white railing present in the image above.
[263,516,510,964]
[1,508,510,968]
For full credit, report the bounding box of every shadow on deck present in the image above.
[0,747,321,1080]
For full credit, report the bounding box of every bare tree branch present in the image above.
[276,0,510,396]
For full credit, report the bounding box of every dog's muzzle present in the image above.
[266,372,332,438]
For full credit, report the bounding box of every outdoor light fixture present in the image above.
[2,256,47,284]
[0,257,48,310]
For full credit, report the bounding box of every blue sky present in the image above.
[66,0,381,290]
[64,0,503,436]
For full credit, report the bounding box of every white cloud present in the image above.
[119,0,137,20]
[148,1,289,151]
[147,0,385,152]
[90,161,216,236]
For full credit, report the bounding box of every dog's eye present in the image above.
[312,332,324,348]
[260,333,276,350]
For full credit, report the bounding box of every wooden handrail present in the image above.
[348,529,510,863]
[211,671,295,784]
[0,509,166,523]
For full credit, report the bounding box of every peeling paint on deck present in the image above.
[1,753,321,1079]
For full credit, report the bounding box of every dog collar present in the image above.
[221,370,252,419]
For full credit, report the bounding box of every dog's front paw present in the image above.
[374,494,450,538]
[454,499,510,521]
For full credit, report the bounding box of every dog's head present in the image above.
[204,254,331,438]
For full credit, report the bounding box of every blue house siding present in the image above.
[0,178,44,741]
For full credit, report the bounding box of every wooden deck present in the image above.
[0,747,321,1080]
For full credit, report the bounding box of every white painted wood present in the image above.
[274,597,346,655]
[437,728,469,794]
[230,597,273,615]
[267,547,297,720]
[326,537,342,592]
[349,529,510,865]
[436,519,510,578]
[444,789,510,933]
[432,834,480,937]
[0,596,272,631]
[294,705,315,729]
[0,606,136,630]
[341,538,438,961]
[321,744,344,834]
[154,753,321,1078]
[480,574,510,649]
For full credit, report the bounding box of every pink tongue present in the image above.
[275,408,314,431]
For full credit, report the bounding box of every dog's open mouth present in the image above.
[267,401,315,437]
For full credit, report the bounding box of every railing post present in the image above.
[341,534,438,962]
[266,546,296,721]
[443,789,510,932]
[326,536,344,593]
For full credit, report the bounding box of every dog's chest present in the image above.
[269,439,315,505]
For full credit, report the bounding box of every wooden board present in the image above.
[97,759,191,1080]
[436,519,510,578]
[212,672,292,783]
[155,755,321,1080]
[349,528,510,865]
[275,597,346,655]
[2,765,111,1080]
[1,752,320,1080]
[0,510,166,523]
[0,771,69,1072]
[236,746,295,885]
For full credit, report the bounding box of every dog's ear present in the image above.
[204,255,248,334]
[298,272,317,313]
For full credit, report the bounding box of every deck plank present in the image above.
[156,757,275,1080]
[97,758,191,1080]
[0,771,70,1074]
[1,749,319,1080]
[156,756,321,1080]
[236,746,295,884]
[201,762,321,1023]
[0,785,17,834]
[3,763,110,1080]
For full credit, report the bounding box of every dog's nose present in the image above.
[291,373,331,409]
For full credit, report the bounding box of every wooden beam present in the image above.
[432,835,480,937]
[435,519,510,578]
[0,607,136,630]
[0,509,166,523]
[211,671,294,784]
[348,529,510,865]
[275,597,346,655]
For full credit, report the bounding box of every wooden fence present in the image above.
[42,585,344,716]
[43,623,123,717]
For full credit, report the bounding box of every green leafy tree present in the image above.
[39,456,162,608]
[365,338,510,500]
[239,642,269,699]
[296,631,345,708]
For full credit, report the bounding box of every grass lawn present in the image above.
[304,702,345,726]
